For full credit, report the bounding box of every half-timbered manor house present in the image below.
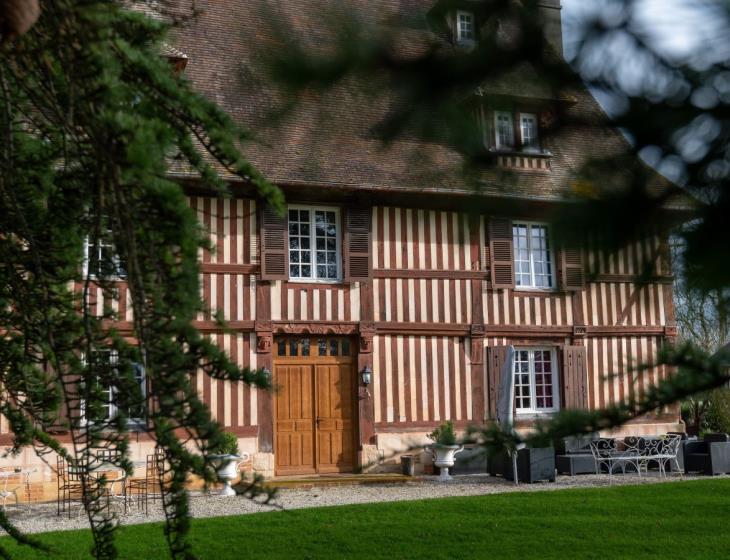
[3,0,681,479]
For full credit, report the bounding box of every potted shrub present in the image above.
[427,420,464,481]
[209,432,247,496]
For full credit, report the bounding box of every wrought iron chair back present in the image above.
[659,434,683,474]
[56,457,84,517]
[623,436,645,453]
[660,435,682,456]
[590,438,615,458]
[66,461,86,483]
[642,437,663,457]
[129,448,167,515]
[94,448,122,467]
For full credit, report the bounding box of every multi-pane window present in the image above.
[514,348,558,413]
[513,222,554,289]
[520,113,539,151]
[84,235,126,279]
[83,349,146,424]
[288,206,340,281]
[456,10,475,44]
[494,111,514,149]
[492,111,540,152]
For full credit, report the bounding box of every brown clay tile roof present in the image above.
[169,0,677,203]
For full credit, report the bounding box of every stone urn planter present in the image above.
[426,420,464,482]
[209,453,248,496]
[429,444,465,482]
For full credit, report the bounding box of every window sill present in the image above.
[514,286,557,294]
[515,411,559,420]
[288,278,343,286]
[490,148,552,158]
[85,275,128,282]
[81,421,148,431]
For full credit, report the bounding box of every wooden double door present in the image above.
[274,337,356,475]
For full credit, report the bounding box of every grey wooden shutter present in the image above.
[488,217,514,289]
[562,345,588,410]
[260,206,288,280]
[560,247,585,291]
[486,346,510,420]
[344,207,371,283]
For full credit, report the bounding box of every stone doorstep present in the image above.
[266,474,421,489]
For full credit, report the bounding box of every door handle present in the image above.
[315,417,321,427]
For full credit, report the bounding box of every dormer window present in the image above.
[456,10,475,45]
[478,106,551,168]
[495,111,515,149]
[520,113,540,151]
[489,110,542,153]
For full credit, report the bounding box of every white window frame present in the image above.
[512,221,555,291]
[519,112,540,152]
[81,349,147,427]
[83,235,127,280]
[455,10,476,45]
[513,347,560,415]
[494,110,515,150]
[287,205,342,283]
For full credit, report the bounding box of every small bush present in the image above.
[212,432,240,456]
[427,420,457,446]
[705,389,730,435]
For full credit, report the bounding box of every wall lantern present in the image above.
[361,365,372,386]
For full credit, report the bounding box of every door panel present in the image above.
[316,363,354,473]
[275,364,316,474]
[274,337,356,476]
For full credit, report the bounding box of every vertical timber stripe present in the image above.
[586,232,664,276]
[372,336,471,424]
[202,274,256,321]
[278,284,359,322]
[199,332,258,428]
[579,282,666,326]
[373,278,471,322]
[482,291,575,326]
[586,336,667,410]
[373,207,473,270]
[188,196,256,265]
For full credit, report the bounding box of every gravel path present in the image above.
[3,473,725,535]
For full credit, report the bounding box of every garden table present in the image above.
[0,468,36,511]
[90,460,146,513]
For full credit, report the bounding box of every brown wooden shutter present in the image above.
[560,247,585,291]
[344,207,371,283]
[488,217,514,289]
[562,345,588,410]
[486,346,510,420]
[260,206,288,280]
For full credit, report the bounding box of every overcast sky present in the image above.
[562,0,730,66]
[560,0,730,183]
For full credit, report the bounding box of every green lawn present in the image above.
[3,479,730,559]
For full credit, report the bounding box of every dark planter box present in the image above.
[684,434,730,475]
[555,453,595,475]
[451,445,488,475]
[489,447,555,483]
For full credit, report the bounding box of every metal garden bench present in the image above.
[589,435,682,481]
